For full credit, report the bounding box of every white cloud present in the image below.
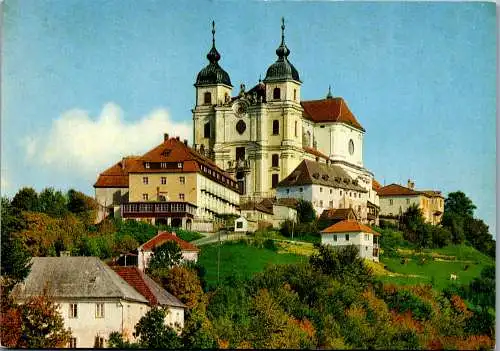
[24,102,192,178]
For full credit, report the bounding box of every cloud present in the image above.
[24,102,191,178]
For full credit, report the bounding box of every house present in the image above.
[276,159,369,221]
[11,257,150,348]
[318,207,358,228]
[378,180,444,225]
[240,200,274,223]
[138,231,200,271]
[111,266,185,329]
[234,216,257,233]
[271,198,299,227]
[95,135,241,232]
[320,219,380,262]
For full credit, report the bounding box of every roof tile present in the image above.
[321,219,380,235]
[140,231,200,252]
[301,98,364,131]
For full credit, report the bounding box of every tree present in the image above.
[12,187,40,212]
[182,307,217,349]
[1,198,31,293]
[444,191,476,218]
[296,200,316,223]
[107,331,139,348]
[158,266,204,309]
[16,294,72,348]
[148,241,183,271]
[400,204,426,244]
[67,189,98,226]
[463,217,495,255]
[39,187,68,217]
[133,307,182,349]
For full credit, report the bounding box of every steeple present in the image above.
[326,85,333,99]
[275,17,290,59]
[195,21,232,87]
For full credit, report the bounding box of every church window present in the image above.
[272,174,279,188]
[294,121,298,137]
[273,87,281,100]
[272,154,279,167]
[293,89,297,101]
[349,139,355,155]
[204,122,210,138]
[272,120,279,135]
[204,92,212,104]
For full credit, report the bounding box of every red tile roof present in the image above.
[321,219,380,235]
[112,266,185,308]
[301,98,365,131]
[303,146,329,160]
[372,179,381,191]
[139,231,199,252]
[319,208,358,221]
[377,183,421,197]
[94,156,140,188]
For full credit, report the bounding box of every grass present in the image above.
[378,244,494,291]
[198,241,305,288]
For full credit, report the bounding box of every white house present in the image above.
[138,231,200,271]
[11,257,150,348]
[320,219,380,262]
[112,266,186,330]
[235,216,255,232]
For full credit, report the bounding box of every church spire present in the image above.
[275,17,290,59]
[206,20,221,64]
[326,85,333,99]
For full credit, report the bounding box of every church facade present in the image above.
[192,20,379,221]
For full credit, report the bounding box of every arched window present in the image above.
[272,154,279,167]
[204,122,210,138]
[272,174,279,188]
[204,92,212,104]
[272,120,279,135]
[273,87,280,100]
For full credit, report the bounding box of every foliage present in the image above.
[181,307,217,349]
[107,331,139,348]
[444,191,476,217]
[133,307,182,349]
[39,187,68,218]
[156,266,204,309]
[280,219,320,241]
[11,187,40,212]
[14,294,72,348]
[67,189,98,226]
[296,199,316,223]
[148,241,183,271]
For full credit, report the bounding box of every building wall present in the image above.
[58,298,149,348]
[379,195,421,218]
[314,123,364,168]
[95,187,129,221]
[321,232,376,260]
[271,205,297,228]
[129,173,198,204]
[196,174,240,219]
[165,306,185,330]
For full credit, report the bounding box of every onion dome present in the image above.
[195,21,232,87]
[264,18,300,83]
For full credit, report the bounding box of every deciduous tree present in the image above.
[133,307,182,349]
[148,241,182,271]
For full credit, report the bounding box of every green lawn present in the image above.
[379,244,494,291]
[198,242,305,288]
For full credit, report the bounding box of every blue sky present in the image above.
[2,0,496,235]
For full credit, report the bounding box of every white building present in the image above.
[276,159,369,221]
[192,20,378,206]
[320,219,380,262]
[137,231,200,272]
[11,257,150,348]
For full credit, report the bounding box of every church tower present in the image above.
[193,22,232,157]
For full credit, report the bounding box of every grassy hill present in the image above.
[197,236,493,292]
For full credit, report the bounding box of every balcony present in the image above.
[121,201,197,218]
[227,159,250,171]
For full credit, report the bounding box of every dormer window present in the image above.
[145,162,150,169]
[161,162,167,168]
[177,163,182,168]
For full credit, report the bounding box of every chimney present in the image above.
[407,179,415,189]
[121,157,126,169]
[164,133,169,141]
[183,139,188,146]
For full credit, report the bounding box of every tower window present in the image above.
[294,89,297,101]
[273,87,281,100]
[272,120,279,135]
[294,121,298,137]
[204,92,212,104]
[272,174,279,188]
[204,122,210,138]
[272,154,279,167]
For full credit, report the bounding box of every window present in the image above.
[299,187,303,193]
[272,154,279,167]
[145,162,150,169]
[161,177,166,185]
[406,199,410,204]
[179,193,185,201]
[142,193,148,201]
[236,221,243,229]
[293,89,297,101]
[345,234,350,241]
[204,91,212,104]
[94,336,105,348]
[236,147,245,161]
[365,234,369,241]
[143,176,148,185]
[319,200,323,207]
[320,187,323,193]
[69,338,77,348]
[161,162,167,168]
[204,122,210,138]
[330,189,333,194]
[286,189,290,194]
[333,235,337,242]
[272,174,279,188]
[273,87,280,99]
[389,199,393,205]
[177,162,182,168]
[69,303,78,318]
[329,201,334,208]
[95,303,104,318]
[179,176,185,184]
[340,190,343,196]
[272,120,279,135]
[294,121,298,137]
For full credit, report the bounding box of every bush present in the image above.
[263,239,278,252]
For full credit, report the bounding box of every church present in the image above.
[192,19,379,223]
